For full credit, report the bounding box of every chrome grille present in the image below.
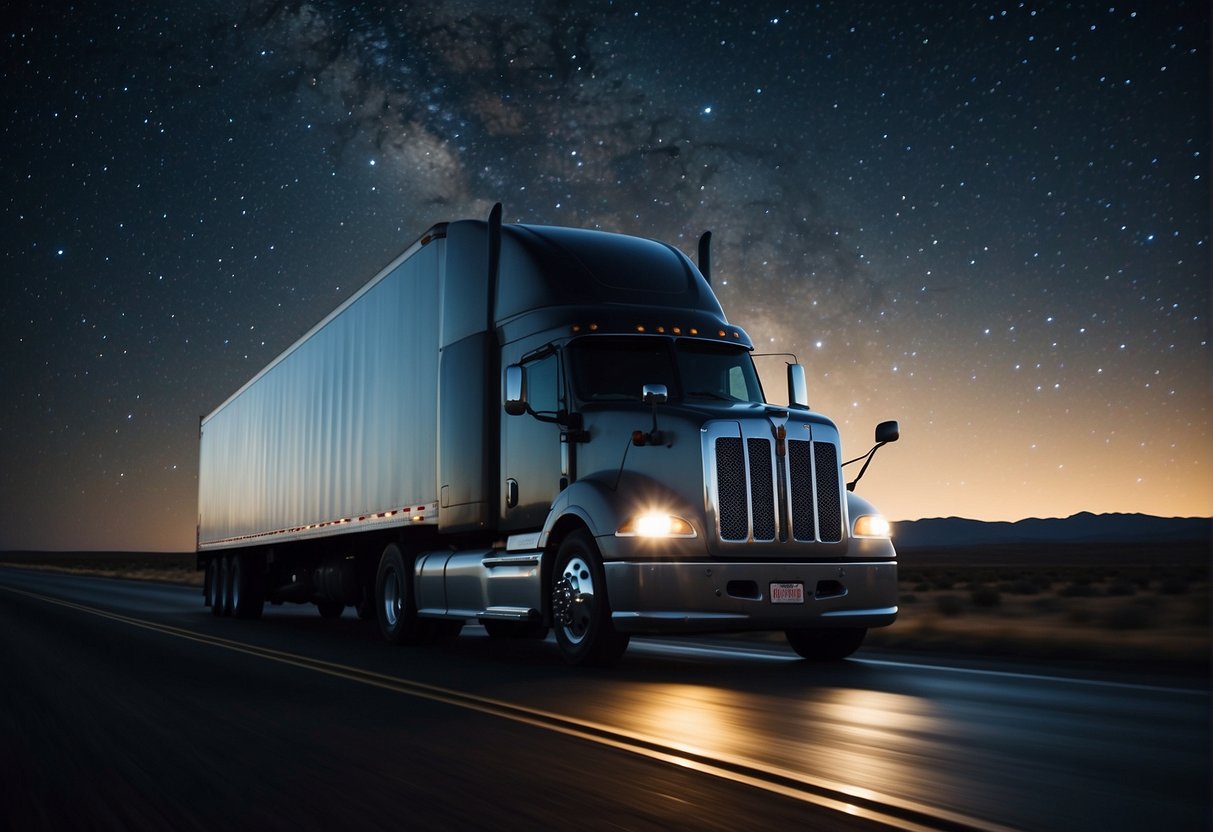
[747,438,776,540]
[714,437,748,541]
[788,439,816,541]
[813,441,842,542]
[706,421,845,546]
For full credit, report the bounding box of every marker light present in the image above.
[616,512,696,538]
[852,514,891,538]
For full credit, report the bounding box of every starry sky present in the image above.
[3,1,1209,552]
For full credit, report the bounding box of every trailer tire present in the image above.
[203,559,215,609]
[551,530,629,667]
[230,555,265,620]
[785,627,867,661]
[375,543,426,645]
[212,556,227,617]
[221,555,237,616]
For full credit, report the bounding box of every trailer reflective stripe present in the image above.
[198,501,439,548]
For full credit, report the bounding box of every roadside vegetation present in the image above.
[867,543,1210,665]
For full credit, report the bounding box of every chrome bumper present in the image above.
[602,559,898,634]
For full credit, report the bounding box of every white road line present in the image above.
[630,637,1208,697]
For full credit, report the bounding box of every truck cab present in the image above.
[423,218,898,665]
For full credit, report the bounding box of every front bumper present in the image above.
[602,559,898,634]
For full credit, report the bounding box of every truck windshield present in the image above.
[569,337,765,404]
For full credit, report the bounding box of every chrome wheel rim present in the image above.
[383,569,401,629]
[554,556,594,645]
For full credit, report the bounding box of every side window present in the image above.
[526,354,560,414]
[727,366,749,400]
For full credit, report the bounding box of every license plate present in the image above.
[770,582,805,604]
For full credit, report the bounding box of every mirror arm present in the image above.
[845,441,886,492]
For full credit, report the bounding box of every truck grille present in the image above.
[710,426,843,545]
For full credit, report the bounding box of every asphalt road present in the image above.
[1,567,1207,831]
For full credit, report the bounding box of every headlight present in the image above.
[852,513,891,538]
[616,512,696,538]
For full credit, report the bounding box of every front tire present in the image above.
[785,627,867,661]
[551,530,629,667]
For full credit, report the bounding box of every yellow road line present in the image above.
[1,582,1012,832]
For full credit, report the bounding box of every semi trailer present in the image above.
[197,204,900,665]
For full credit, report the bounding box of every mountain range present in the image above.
[890,512,1211,549]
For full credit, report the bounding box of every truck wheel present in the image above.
[551,530,629,667]
[203,559,215,609]
[785,627,867,661]
[211,556,227,617]
[221,555,237,616]
[375,543,426,645]
[230,555,265,620]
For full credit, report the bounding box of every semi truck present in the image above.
[197,204,900,666]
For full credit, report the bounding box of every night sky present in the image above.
[3,1,1209,552]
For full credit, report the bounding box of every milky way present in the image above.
[2,1,1208,550]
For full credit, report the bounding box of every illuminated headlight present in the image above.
[852,514,891,538]
[616,512,696,538]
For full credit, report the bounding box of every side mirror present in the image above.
[845,419,901,492]
[787,363,808,409]
[875,420,900,444]
[642,383,668,404]
[504,365,527,416]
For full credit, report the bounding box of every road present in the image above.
[0,567,1207,831]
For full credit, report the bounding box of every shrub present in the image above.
[1067,608,1095,624]
[901,593,918,604]
[1182,597,1211,627]
[1029,597,1061,613]
[935,595,964,616]
[1158,578,1189,596]
[1000,578,1041,595]
[970,585,1002,608]
[1060,581,1099,597]
[1103,605,1155,630]
[1104,580,1137,597]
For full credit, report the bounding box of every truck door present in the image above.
[500,351,564,531]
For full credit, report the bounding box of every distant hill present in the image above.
[891,512,1212,549]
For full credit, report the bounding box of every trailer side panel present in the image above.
[198,241,443,548]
